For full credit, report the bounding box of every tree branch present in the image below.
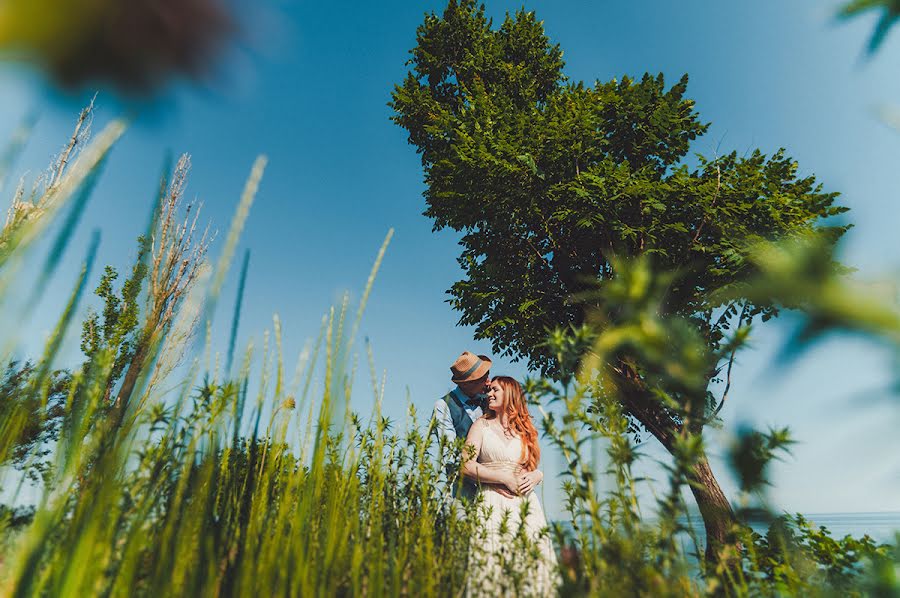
[712,302,748,418]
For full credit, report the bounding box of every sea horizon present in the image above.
[555,511,900,545]
[678,510,900,545]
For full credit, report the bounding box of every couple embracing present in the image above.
[433,351,559,596]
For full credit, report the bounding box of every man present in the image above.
[433,351,513,499]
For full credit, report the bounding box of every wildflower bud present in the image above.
[282,397,296,410]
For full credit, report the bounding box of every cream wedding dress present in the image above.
[467,425,559,597]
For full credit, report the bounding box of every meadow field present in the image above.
[0,106,894,597]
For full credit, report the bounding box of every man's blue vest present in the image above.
[441,390,476,439]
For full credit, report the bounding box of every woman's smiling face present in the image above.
[486,381,505,412]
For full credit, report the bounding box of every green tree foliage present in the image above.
[0,361,69,486]
[79,237,149,396]
[391,1,847,376]
[390,0,849,562]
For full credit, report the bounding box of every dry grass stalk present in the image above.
[1,97,96,248]
[115,154,212,410]
[47,93,96,192]
[136,261,209,416]
[148,154,211,328]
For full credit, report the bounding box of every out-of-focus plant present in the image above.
[531,248,897,595]
[839,0,900,55]
[0,0,233,94]
[0,102,126,326]
[727,233,900,589]
[728,425,794,499]
[555,255,758,568]
[0,124,212,522]
[711,418,896,597]
[717,234,899,389]
[527,347,701,597]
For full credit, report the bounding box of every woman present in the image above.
[462,376,558,597]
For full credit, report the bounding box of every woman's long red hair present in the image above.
[487,376,540,471]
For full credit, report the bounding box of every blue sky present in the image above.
[1,0,898,518]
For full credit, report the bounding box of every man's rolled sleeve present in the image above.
[432,398,455,442]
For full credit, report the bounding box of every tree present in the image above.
[390,0,849,562]
[80,248,149,402]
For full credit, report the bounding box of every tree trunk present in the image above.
[114,342,148,418]
[615,367,737,565]
[687,453,736,564]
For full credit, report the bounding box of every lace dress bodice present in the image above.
[478,424,523,466]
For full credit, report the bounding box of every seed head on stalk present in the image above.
[114,154,212,415]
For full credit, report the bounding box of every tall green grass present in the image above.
[0,111,497,597]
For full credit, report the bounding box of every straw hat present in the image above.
[450,351,492,384]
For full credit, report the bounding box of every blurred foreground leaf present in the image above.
[0,0,233,94]
[839,0,900,55]
[734,235,899,349]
